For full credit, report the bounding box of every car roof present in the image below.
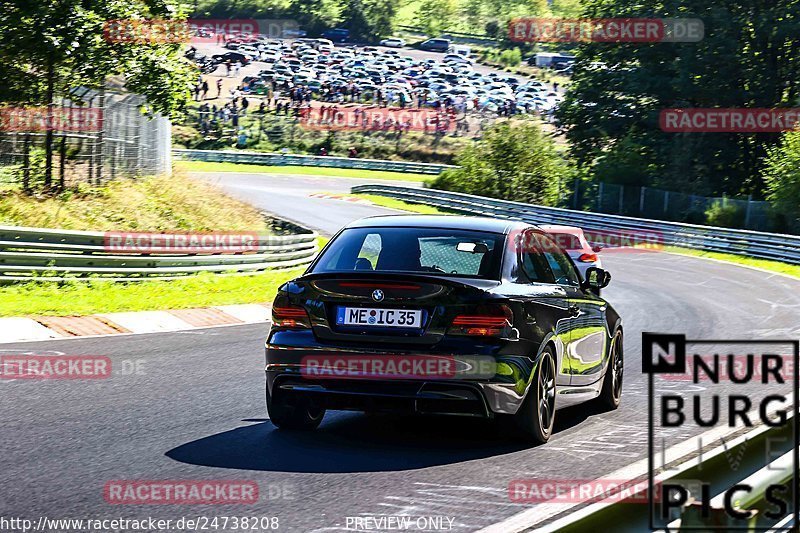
[539,224,585,235]
[345,214,533,234]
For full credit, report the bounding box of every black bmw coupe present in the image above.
[265,215,623,443]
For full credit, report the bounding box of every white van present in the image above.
[448,44,472,58]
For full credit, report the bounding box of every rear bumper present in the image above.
[265,343,534,416]
[269,375,494,417]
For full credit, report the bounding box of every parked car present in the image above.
[443,53,472,65]
[419,38,451,52]
[265,215,622,444]
[380,38,406,48]
[211,52,251,66]
[321,28,350,43]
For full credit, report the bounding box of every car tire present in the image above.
[513,346,557,444]
[596,330,623,410]
[266,389,325,430]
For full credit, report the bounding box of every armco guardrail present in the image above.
[0,225,318,281]
[350,185,800,265]
[174,149,456,175]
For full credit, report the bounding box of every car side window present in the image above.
[539,235,581,286]
[518,231,556,284]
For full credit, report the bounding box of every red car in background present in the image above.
[540,225,602,280]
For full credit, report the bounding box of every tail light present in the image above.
[448,305,512,337]
[272,305,311,329]
[578,253,598,263]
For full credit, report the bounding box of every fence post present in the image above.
[745,194,752,228]
[618,185,624,214]
[663,190,670,214]
[95,87,105,185]
[639,186,646,214]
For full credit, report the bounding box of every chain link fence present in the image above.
[572,180,773,232]
[0,86,171,190]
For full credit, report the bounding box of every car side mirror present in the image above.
[583,267,611,291]
[592,245,603,253]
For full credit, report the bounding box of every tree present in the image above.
[0,0,195,190]
[429,120,567,206]
[764,129,800,231]
[341,0,399,41]
[557,0,800,199]
[416,0,456,36]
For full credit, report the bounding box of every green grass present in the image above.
[176,160,432,182]
[355,193,457,214]
[0,238,330,318]
[0,173,272,232]
[0,269,305,317]
[662,246,800,278]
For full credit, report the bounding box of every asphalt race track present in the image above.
[191,171,422,234]
[2,172,799,532]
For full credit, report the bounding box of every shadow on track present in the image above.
[166,403,607,473]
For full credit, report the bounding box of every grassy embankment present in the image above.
[0,172,321,317]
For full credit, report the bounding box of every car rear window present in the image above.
[312,227,504,279]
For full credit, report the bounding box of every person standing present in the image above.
[201,80,209,100]
[216,78,223,98]
[241,97,249,115]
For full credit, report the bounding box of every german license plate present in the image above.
[336,307,423,328]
